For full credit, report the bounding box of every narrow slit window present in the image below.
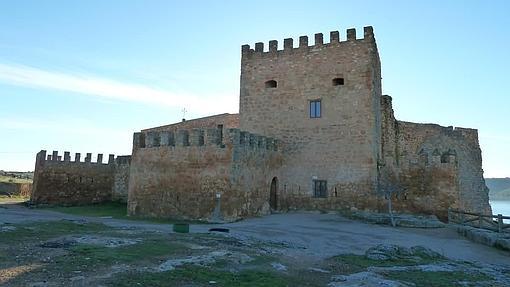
[217,124,224,145]
[265,80,277,88]
[309,100,321,118]
[332,78,344,86]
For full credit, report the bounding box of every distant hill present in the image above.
[485,178,510,200]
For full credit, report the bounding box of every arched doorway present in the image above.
[270,177,278,210]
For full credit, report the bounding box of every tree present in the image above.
[379,171,404,227]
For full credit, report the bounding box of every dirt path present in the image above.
[217,212,510,266]
[2,202,509,267]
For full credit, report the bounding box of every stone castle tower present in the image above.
[240,27,382,203]
[30,26,491,221]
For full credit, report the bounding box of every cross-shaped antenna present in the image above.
[181,108,187,121]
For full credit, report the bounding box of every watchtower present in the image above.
[239,26,383,202]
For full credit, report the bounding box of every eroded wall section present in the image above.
[380,95,491,219]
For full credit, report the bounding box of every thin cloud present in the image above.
[0,63,237,114]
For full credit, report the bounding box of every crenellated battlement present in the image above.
[225,128,280,151]
[133,128,280,152]
[36,150,117,165]
[241,26,374,59]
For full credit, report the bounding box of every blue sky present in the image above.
[0,0,508,177]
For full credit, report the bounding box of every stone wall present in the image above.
[0,182,32,197]
[112,156,131,202]
[31,150,131,206]
[239,27,382,209]
[142,113,239,133]
[29,26,491,222]
[380,95,491,219]
[127,127,282,222]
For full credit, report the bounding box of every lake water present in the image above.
[490,201,510,223]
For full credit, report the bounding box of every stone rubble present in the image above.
[156,250,253,272]
[327,271,411,287]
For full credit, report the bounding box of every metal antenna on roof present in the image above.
[181,108,187,122]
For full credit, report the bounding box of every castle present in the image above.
[30,26,492,221]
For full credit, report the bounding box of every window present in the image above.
[441,152,450,163]
[313,180,327,198]
[309,100,321,118]
[332,77,344,86]
[265,80,277,88]
[217,124,223,145]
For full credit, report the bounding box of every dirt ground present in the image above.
[1,202,509,286]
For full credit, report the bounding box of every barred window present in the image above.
[313,180,327,198]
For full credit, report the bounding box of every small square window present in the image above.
[332,78,344,86]
[265,80,277,88]
[313,180,327,198]
[309,100,321,118]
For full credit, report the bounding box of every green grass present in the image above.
[329,253,493,286]
[55,238,187,272]
[0,195,29,203]
[211,253,277,271]
[329,252,445,275]
[246,254,277,266]
[47,202,129,219]
[0,175,32,184]
[44,202,205,224]
[0,220,109,244]
[109,266,317,287]
[333,253,441,268]
[0,249,7,261]
[385,270,491,287]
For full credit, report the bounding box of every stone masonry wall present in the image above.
[142,113,239,133]
[112,156,131,202]
[31,150,130,206]
[0,182,32,197]
[239,27,382,209]
[28,26,491,221]
[127,127,282,222]
[380,95,491,219]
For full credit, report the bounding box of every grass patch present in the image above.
[334,253,440,268]
[0,249,7,261]
[109,265,318,287]
[0,220,108,244]
[0,195,29,203]
[247,254,277,266]
[212,254,277,271]
[43,202,204,224]
[55,238,187,272]
[385,270,492,287]
[0,175,32,184]
[330,253,444,274]
[46,202,129,219]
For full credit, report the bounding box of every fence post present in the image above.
[447,208,451,224]
[498,214,503,233]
